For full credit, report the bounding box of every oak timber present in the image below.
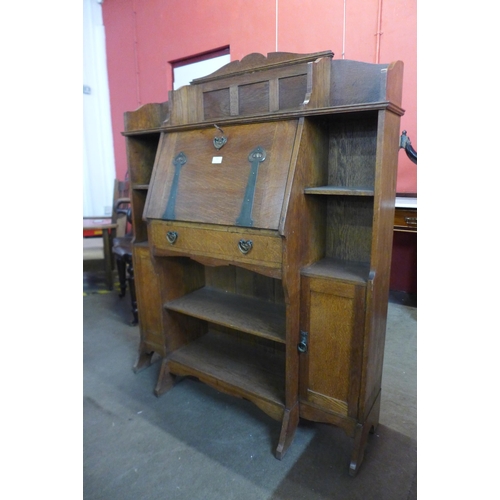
[122,51,404,475]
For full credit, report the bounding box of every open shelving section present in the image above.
[168,329,286,420]
[165,286,286,344]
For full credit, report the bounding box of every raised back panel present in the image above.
[238,81,270,114]
[279,74,308,110]
[203,88,231,120]
[177,51,334,126]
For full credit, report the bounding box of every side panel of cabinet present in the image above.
[133,244,165,356]
[299,276,365,419]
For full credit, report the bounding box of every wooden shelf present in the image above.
[165,287,286,344]
[304,186,374,196]
[168,330,285,418]
[301,258,371,284]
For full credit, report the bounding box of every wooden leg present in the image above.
[275,403,299,460]
[126,256,138,326]
[349,392,381,476]
[116,257,127,297]
[133,344,155,373]
[154,358,176,397]
[103,230,114,291]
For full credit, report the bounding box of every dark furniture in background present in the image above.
[391,195,417,296]
[83,179,129,290]
[112,189,138,326]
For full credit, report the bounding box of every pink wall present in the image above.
[103,0,417,193]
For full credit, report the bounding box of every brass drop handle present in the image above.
[166,231,178,244]
[238,239,253,254]
[405,217,417,226]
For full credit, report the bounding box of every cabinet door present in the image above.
[299,276,365,419]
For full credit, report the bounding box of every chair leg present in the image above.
[116,257,127,297]
[103,230,114,291]
[126,256,138,326]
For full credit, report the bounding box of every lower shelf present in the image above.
[165,286,286,343]
[167,330,286,421]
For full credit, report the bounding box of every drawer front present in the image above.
[149,221,282,269]
[394,208,417,232]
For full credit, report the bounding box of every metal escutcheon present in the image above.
[238,239,253,254]
[166,231,178,244]
[213,124,227,150]
[297,331,308,353]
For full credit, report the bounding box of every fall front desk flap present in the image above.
[145,121,299,231]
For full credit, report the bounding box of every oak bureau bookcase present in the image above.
[122,51,404,475]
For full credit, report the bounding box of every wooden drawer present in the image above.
[394,208,417,232]
[149,220,282,270]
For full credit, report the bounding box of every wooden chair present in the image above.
[83,179,129,290]
[112,197,138,326]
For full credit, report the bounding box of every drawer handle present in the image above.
[238,239,253,255]
[405,217,417,226]
[166,231,178,244]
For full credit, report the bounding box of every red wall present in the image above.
[102,0,416,193]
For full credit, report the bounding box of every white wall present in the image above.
[173,54,231,90]
[83,0,115,216]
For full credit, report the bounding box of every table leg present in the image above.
[102,229,113,291]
